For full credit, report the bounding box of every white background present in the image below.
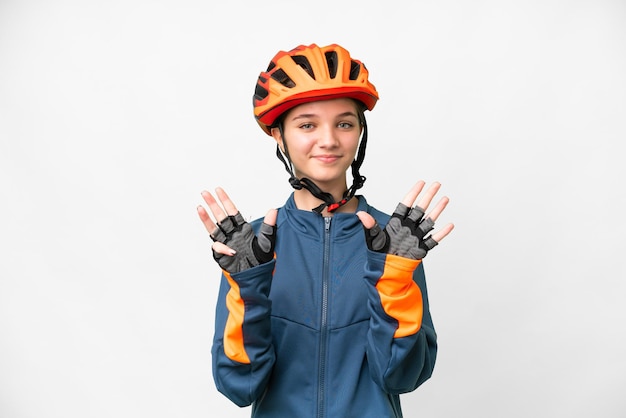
[1,1,625,417]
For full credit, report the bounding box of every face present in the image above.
[271,98,362,190]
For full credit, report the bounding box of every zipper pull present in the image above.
[324,216,331,231]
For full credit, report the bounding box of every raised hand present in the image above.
[356,181,454,260]
[197,187,278,273]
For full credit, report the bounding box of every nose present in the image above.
[317,124,339,148]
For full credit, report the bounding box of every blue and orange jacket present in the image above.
[211,194,437,417]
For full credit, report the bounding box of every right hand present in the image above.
[197,187,278,273]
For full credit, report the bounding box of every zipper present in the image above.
[317,216,332,418]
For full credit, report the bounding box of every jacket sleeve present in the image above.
[211,260,276,407]
[363,249,438,394]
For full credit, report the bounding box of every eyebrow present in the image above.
[290,111,358,121]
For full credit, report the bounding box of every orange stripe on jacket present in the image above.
[223,271,250,364]
[376,254,424,338]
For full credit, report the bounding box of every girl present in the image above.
[198,43,453,417]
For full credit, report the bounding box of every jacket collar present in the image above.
[277,193,369,239]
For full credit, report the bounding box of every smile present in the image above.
[313,155,341,163]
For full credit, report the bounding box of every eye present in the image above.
[299,122,314,130]
[337,121,354,129]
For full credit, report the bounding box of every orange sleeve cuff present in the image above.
[376,254,423,338]
[223,271,250,364]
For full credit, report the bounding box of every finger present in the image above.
[356,211,376,229]
[263,208,278,227]
[212,241,236,256]
[431,223,455,243]
[425,196,449,222]
[215,187,239,217]
[391,203,410,219]
[197,205,218,235]
[201,190,227,223]
[407,206,425,223]
[401,180,426,208]
[415,182,441,212]
[418,217,435,236]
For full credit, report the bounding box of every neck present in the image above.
[293,186,359,216]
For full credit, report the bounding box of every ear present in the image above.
[270,127,285,153]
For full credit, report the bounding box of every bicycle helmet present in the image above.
[253,43,379,135]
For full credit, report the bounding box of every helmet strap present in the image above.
[274,114,368,214]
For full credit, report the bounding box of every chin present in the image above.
[299,171,345,184]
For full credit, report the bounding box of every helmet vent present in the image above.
[324,51,338,78]
[291,55,316,80]
[254,83,269,101]
[349,60,361,80]
[271,69,296,88]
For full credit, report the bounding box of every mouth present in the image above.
[313,155,341,163]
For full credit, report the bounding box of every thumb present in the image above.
[356,211,388,253]
[263,208,278,227]
[253,210,278,265]
[356,211,376,229]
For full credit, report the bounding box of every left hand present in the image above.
[356,181,454,260]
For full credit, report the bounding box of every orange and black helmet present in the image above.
[253,43,379,135]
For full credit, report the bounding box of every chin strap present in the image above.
[275,114,369,214]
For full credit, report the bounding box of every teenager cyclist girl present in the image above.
[197,43,454,418]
